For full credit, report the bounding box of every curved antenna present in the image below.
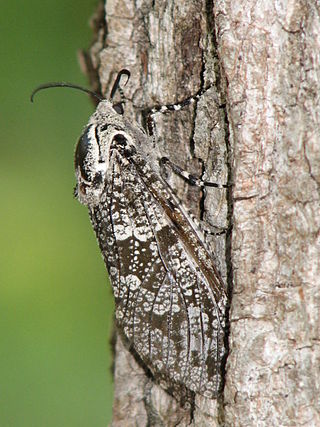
[30,82,104,103]
[110,69,130,100]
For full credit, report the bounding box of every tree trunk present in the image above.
[81,0,320,425]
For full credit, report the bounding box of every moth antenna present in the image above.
[110,69,130,100]
[30,82,104,103]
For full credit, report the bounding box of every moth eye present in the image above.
[113,103,124,115]
[74,126,93,181]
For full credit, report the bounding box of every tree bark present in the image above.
[215,1,320,426]
[81,0,320,425]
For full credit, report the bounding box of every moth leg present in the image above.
[159,156,229,189]
[188,215,228,237]
[202,225,228,237]
[149,86,216,117]
[142,86,219,137]
[141,89,230,235]
[158,157,230,238]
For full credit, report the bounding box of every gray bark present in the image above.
[81,0,320,425]
[215,1,320,426]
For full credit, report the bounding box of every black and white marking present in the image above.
[160,156,229,189]
[32,70,228,401]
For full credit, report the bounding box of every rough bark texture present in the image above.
[215,1,320,426]
[81,0,320,425]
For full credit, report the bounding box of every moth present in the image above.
[32,70,228,400]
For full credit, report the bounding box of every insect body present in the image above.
[32,71,227,399]
[74,74,227,399]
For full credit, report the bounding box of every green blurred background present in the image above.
[1,1,114,425]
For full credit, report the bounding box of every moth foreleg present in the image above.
[143,86,214,137]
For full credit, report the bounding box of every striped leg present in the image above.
[160,157,229,189]
[141,87,229,237]
[159,157,230,237]
[144,86,214,136]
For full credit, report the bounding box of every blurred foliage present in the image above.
[1,1,114,425]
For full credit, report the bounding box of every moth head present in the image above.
[31,70,131,207]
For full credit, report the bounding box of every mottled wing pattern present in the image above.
[90,141,227,398]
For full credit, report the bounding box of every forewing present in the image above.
[89,146,226,398]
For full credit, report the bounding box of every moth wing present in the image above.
[90,148,226,397]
